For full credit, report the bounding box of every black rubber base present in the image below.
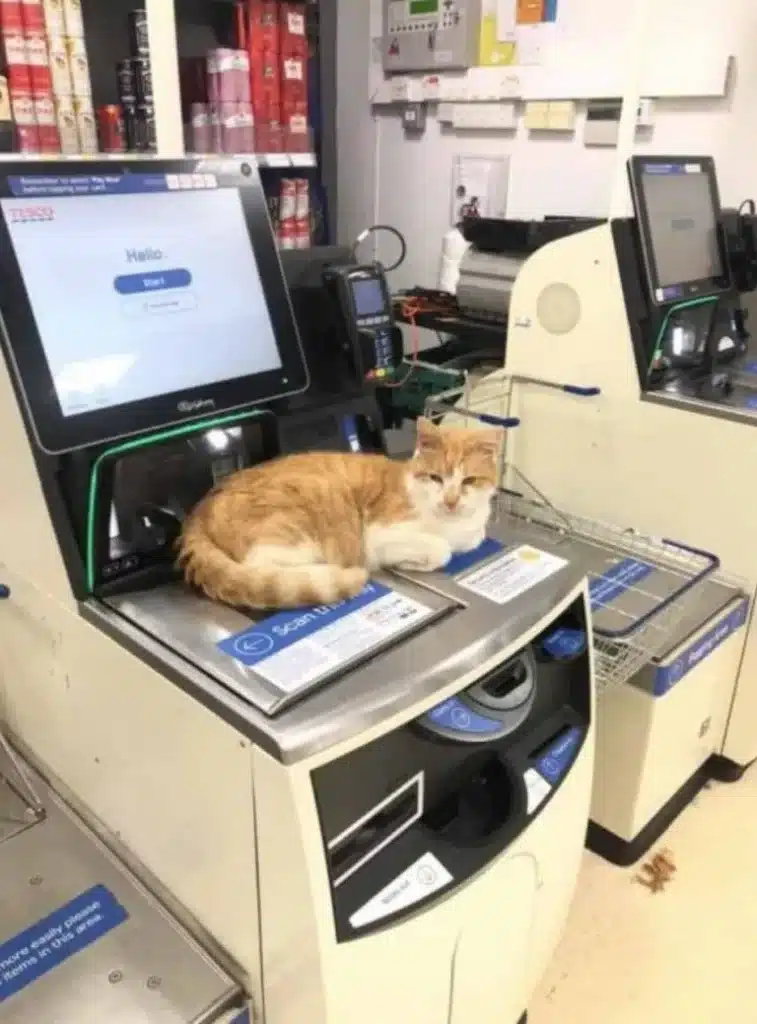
[586,752,752,867]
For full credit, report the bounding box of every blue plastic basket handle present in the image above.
[474,414,520,428]
[562,385,601,397]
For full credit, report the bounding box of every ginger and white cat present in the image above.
[178,417,503,610]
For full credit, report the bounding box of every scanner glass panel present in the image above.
[1,173,282,418]
[640,163,723,289]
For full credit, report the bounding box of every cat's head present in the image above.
[406,417,503,521]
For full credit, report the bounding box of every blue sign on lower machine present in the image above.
[653,598,749,696]
[0,885,128,1003]
[425,696,502,735]
[536,727,582,783]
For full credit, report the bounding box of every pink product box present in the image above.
[207,48,250,106]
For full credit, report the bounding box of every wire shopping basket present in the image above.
[425,373,723,693]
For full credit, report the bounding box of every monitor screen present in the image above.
[0,159,308,454]
[629,157,730,304]
[1,173,282,418]
[351,277,387,318]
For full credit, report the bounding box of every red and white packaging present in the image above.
[47,36,71,94]
[279,3,306,56]
[16,120,39,150]
[55,92,78,152]
[25,32,52,95]
[61,0,82,37]
[294,176,309,218]
[239,101,254,151]
[255,117,282,153]
[0,1,23,33]
[64,34,90,96]
[279,176,296,221]
[207,48,250,105]
[10,88,32,123]
[190,101,212,153]
[250,52,279,119]
[218,100,244,153]
[294,216,310,249]
[278,216,295,250]
[281,53,306,103]
[41,0,63,36]
[3,32,31,94]
[248,0,279,54]
[20,0,44,33]
[35,96,60,151]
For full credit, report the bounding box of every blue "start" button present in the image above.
[114,267,192,294]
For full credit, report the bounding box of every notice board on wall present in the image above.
[480,0,733,100]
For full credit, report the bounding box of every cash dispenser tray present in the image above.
[104,575,457,717]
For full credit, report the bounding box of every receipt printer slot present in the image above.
[327,773,423,887]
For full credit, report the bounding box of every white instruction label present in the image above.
[220,582,433,694]
[523,768,552,815]
[349,852,453,929]
[456,545,568,606]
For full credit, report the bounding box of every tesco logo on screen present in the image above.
[8,205,55,223]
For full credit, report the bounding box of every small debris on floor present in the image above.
[635,848,676,893]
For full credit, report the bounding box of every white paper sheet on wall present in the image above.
[495,0,517,42]
[451,155,509,225]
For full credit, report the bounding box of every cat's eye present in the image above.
[428,473,443,484]
[462,476,478,487]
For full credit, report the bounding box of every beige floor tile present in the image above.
[532,768,757,1023]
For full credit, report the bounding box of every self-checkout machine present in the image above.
[463,137,756,863]
[0,157,595,1022]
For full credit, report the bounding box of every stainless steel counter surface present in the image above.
[80,522,587,765]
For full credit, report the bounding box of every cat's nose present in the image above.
[443,493,460,509]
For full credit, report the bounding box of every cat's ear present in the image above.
[470,427,504,456]
[415,417,442,451]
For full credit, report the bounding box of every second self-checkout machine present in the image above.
[0,158,595,1023]
[466,154,753,864]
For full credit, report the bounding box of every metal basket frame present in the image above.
[425,373,730,692]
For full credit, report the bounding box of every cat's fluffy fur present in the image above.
[178,417,503,610]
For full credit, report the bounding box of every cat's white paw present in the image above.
[395,535,452,573]
[451,530,486,554]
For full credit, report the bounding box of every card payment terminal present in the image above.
[324,263,403,382]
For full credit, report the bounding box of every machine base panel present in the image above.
[0,750,244,1023]
[586,753,740,866]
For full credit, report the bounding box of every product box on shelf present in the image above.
[248,0,279,53]
[207,47,249,105]
[41,0,63,36]
[60,0,82,37]
[48,36,72,94]
[19,0,44,33]
[251,50,279,117]
[256,117,282,153]
[55,92,79,152]
[74,90,96,151]
[25,31,52,96]
[0,0,22,33]
[128,7,148,57]
[97,103,124,152]
[279,2,307,57]
[64,33,91,97]
[34,92,59,151]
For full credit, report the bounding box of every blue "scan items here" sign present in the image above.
[0,885,129,1003]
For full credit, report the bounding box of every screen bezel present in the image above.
[0,157,309,455]
[627,155,732,307]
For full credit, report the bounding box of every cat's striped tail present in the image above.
[177,518,368,610]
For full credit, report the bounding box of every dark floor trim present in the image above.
[587,752,751,867]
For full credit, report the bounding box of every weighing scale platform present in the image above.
[0,746,246,1023]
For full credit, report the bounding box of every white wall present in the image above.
[336,0,757,292]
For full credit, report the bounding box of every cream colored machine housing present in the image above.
[0,335,596,1022]
[468,221,755,855]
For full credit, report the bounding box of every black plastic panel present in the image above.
[311,594,591,942]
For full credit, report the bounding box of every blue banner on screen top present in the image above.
[643,163,691,175]
[7,173,217,198]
